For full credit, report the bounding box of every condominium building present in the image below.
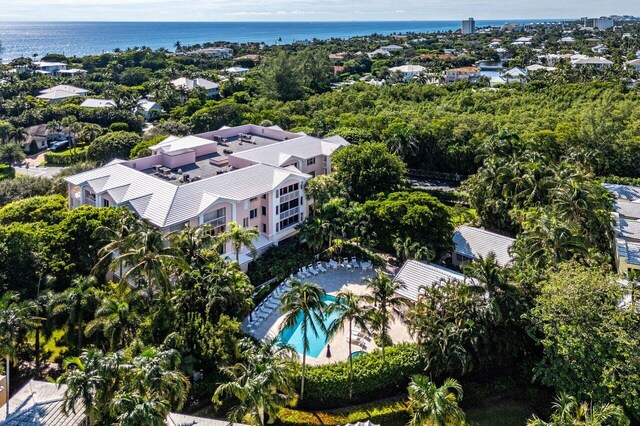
[462,18,476,35]
[65,124,348,268]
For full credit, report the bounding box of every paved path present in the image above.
[14,165,65,178]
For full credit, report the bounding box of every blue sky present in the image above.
[0,0,638,21]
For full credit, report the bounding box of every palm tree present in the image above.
[174,41,182,52]
[326,291,371,399]
[49,276,99,352]
[220,221,259,262]
[112,222,188,299]
[393,236,435,263]
[407,375,465,426]
[168,223,216,265]
[279,280,327,401]
[364,270,409,362]
[0,293,39,417]
[109,392,168,426]
[527,393,628,426]
[78,123,103,144]
[213,340,296,426]
[0,142,26,165]
[85,284,140,351]
[93,210,139,281]
[297,217,326,253]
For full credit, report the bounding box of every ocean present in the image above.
[0,20,562,61]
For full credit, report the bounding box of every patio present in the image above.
[242,263,414,366]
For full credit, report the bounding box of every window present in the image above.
[250,208,257,219]
[262,224,267,233]
[103,199,110,207]
[242,217,249,227]
[278,183,300,197]
[306,157,316,166]
[262,194,267,199]
[262,206,267,216]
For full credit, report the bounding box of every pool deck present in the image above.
[244,267,414,366]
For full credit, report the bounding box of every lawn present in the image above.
[466,399,534,426]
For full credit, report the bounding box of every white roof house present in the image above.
[80,98,116,108]
[0,379,86,425]
[36,85,89,102]
[388,64,426,82]
[149,135,214,155]
[171,77,219,96]
[380,44,404,52]
[452,225,515,267]
[367,49,392,59]
[571,56,613,68]
[490,76,508,87]
[224,67,250,75]
[0,379,247,426]
[136,99,163,120]
[393,260,476,302]
[626,58,640,71]
[526,64,556,72]
[560,36,575,43]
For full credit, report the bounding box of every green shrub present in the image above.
[301,344,423,410]
[277,399,408,426]
[44,146,89,165]
[247,242,314,285]
[88,131,141,164]
[109,122,130,132]
[130,135,167,158]
[0,165,15,181]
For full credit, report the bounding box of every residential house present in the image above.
[379,45,404,53]
[526,64,556,72]
[136,99,162,121]
[36,85,90,103]
[511,37,532,46]
[33,61,67,74]
[444,66,480,83]
[171,77,219,99]
[591,44,608,54]
[191,47,234,58]
[626,58,640,72]
[571,56,613,69]
[80,98,116,108]
[393,260,476,303]
[65,124,348,269]
[328,52,348,60]
[560,36,575,43]
[451,225,515,267]
[224,66,250,76]
[0,379,248,426]
[236,54,263,63]
[366,49,391,59]
[489,76,508,87]
[388,64,426,82]
[22,124,69,153]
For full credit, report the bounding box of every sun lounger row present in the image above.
[295,262,328,279]
[246,280,291,331]
[326,257,373,271]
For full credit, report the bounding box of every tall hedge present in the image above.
[87,131,141,164]
[44,146,89,165]
[300,343,423,409]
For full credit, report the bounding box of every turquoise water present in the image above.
[279,294,340,358]
[0,20,565,61]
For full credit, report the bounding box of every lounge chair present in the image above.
[329,259,339,270]
[343,260,352,270]
[316,262,327,273]
[351,256,360,268]
[307,264,319,275]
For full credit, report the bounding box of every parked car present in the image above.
[49,139,70,152]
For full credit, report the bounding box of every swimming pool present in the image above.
[278,294,341,358]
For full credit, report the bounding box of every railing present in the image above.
[279,190,300,203]
[279,206,300,220]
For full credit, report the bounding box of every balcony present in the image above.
[279,190,300,204]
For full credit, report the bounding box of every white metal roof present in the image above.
[615,217,640,241]
[40,85,89,95]
[603,183,640,201]
[614,200,640,220]
[393,260,474,302]
[0,380,86,425]
[171,77,219,91]
[80,98,115,108]
[149,135,213,154]
[230,135,347,167]
[389,64,426,73]
[166,412,249,426]
[452,225,515,267]
[65,162,308,228]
